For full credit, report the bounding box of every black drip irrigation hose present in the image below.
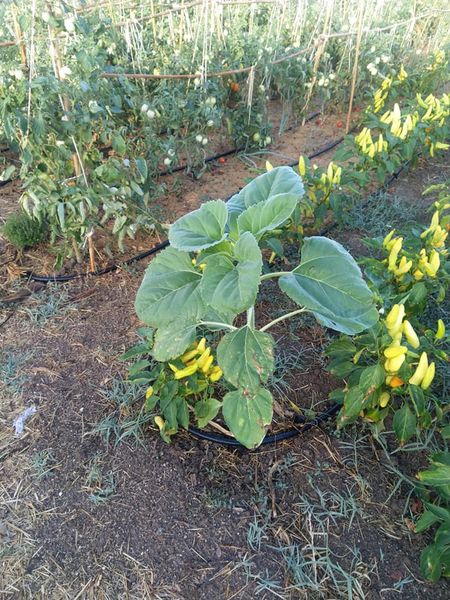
[23,130,342,283]
[24,239,171,283]
[187,403,340,447]
[158,110,322,177]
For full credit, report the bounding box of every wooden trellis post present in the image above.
[11,5,27,69]
[46,6,88,263]
[47,23,82,178]
[345,2,365,133]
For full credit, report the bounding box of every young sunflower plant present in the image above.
[134,166,378,448]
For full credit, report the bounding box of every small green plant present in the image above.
[31,449,57,480]
[83,454,116,504]
[0,348,31,396]
[134,166,378,448]
[1,211,48,249]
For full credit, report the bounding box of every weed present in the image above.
[340,191,421,237]
[24,283,73,325]
[0,348,31,396]
[296,476,362,529]
[1,211,48,249]
[247,515,269,551]
[83,454,116,504]
[31,449,57,480]
[93,378,153,446]
[203,489,235,510]
[269,346,311,400]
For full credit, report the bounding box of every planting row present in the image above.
[0,1,448,258]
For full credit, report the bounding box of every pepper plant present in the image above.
[134,166,378,448]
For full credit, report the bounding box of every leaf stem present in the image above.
[198,321,237,331]
[260,308,308,332]
[260,271,289,282]
[246,306,255,328]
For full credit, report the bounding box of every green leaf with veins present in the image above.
[169,200,228,251]
[237,193,298,238]
[217,325,274,390]
[200,232,262,314]
[279,236,378,335]
[135,247,204,327]
[151,321,197,361]
[223,386,273,449]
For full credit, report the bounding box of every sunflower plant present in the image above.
[134,166,378,448]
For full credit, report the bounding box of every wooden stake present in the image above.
[47,22,82,178]
[345,2,365,133]
[11,5,27,69]
[87,230,96,273]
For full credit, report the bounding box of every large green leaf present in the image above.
[152,321,197,361]
[200,232,262,314]
[279,237,378,335]
[169,200,228,251]
[237,193,298,238]
[135,247,204,327]
[227,166,304,222]
[393,404,417,445]
[217,325,274,391]
[223,386,273,448]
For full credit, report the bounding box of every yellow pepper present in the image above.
[379,392,390,408]
[154,416,165,430]
[384,345,407,359]
[421,210,440,238]
[403,320,420,349]
[436,319,446,340]
[397,65,408,82]
[421,363,435,390]
[197,337,206,353]
[266,160,273,171]
[385,353,406,373]
[409,352,428,386]
[181,348,199,363]
[385,304,405,333]
[201,354,214,374]
[299,155,306,177]
[394,256,412,277]
[174,363,199,379]
[388,238,403,271]
[197,347,211,369]
[432,226,448,248]
[209,366,223,382]
[383,229,396,249]
[145,386,154,400]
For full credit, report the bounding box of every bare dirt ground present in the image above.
[1,116,449,598]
